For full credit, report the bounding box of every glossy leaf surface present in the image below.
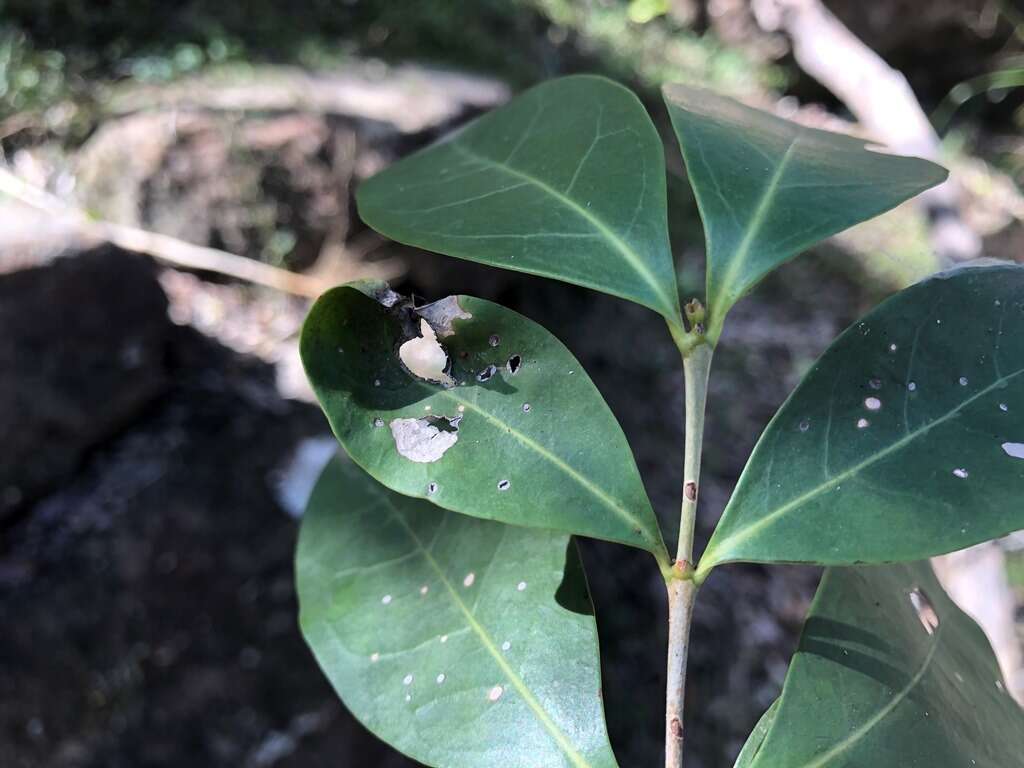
[297,456,620,768]
[740,561,1024,767]
[701,264,1024,575]
[357,75,683,327]
[301,285,666,557]
[663,84,948,340]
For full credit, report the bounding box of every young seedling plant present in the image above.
[297,76,1024,767]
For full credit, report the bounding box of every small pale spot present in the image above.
[522,403,532,413]
[501,641,511,651]
[440,634,449,643]
[497,479,511,491]
[959,376,969,386]
[373,417,385,428]
[424,405,432,411]
[516,581,527,592]
[488,334,500,347]
[1001,442,1024,459]
[458,404,466,412]
[403,674,414,686]
[488,685,504,702]
[436,673,446,684]
[370,652,380,663]
[909,588,940,635]
[374,379,381,387]
[405,694,411,702]
[999,403,1009,412]
[953,467,969,479]
[868,378,882,390]
[889,343,898,352]
[997,680,1006,693]
[798,419,810,433]
[420,585,430,595]
[907,382,917,392]
[381,594,393,605]
[857,418,870,429]
[463,572,476,588]
[864,397,882,411]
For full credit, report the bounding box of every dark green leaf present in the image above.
[300,284,667,558]
[701,264,1024,574]
[297,456,620,768]
[741,561,1024,767]
[662,84,948,341]
[733,699,779,768]
[357,75,683,328]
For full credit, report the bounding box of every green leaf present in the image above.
[733,699,779,768]
[700,264,1024,575]
[357,75,683,328]
[662,84,948,341]
[300,284,667,558]
[740,561,1024,767]
[297,456,620,768]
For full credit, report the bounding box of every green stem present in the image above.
[665,339,713,768]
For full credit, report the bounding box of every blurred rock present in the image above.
[0,245,171,523]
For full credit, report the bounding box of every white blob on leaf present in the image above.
[389,417,458,463]
[909,588,940,635]
[1001,442,1024,459]
[488,685,504,702]
[399,319,454,386]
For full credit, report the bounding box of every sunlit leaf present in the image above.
[297,456,620,768]
[663,84,948,341]
[358,75,683,328]
[700,264,1024,574]
[300,284,667,557]
[740,561,1024,767]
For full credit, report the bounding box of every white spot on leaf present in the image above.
[953,468,969,479]
[864,397,882,411]
[516,581,527,592]
[488,685,504,702]
[463,572,476,588]
[909,588,940,635]
[381,595,392,605]
[389,417,458,463]
[1001,442,1024,459]
[403,674,414,685]
[399,319,454,386]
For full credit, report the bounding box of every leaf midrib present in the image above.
[405,377,660,553]
[705,364,1024,568]
[710,131,802,312]
[383,498,599,768]
[768,625,942,768]
[448,143,679,321]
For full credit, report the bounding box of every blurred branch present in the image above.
[0,165,400,296]
[751,0,982,264]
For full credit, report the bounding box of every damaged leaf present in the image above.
[700,265,1024,575]
[663,84,947,342]
[357,75,683,329]
[739,562,1024,767]
[298,456,621,768]
[300,284,667,558]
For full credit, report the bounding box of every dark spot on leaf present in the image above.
[507,354,522,375]
[671,718,683,740]
[477,364,498,383]
[684,482,697,502]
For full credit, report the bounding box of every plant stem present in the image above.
[665,340,713,768]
